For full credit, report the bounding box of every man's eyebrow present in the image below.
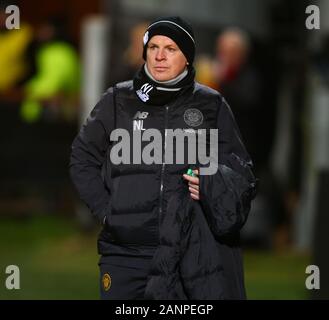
[165,44,177,48]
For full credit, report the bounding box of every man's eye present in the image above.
[168,48,176,52]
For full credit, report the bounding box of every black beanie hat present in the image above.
[142,16,195,65]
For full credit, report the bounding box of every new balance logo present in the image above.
[136,83,153,102]
[134,111,149,119]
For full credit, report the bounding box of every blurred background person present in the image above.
[212,27,281,249]
[214,28,263,171]
[20,17,81,124]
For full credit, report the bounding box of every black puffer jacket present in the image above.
[69,80,257,298]
[144,162,256,300]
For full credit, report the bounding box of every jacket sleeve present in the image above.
[199,96,257,238]
[69,88,114,224]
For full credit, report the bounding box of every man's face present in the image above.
[216,33,247,69]
[146,35,187,81]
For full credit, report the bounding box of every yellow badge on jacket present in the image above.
[102,273,112,291]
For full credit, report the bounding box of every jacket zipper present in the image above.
[159,105,169,222]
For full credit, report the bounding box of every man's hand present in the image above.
[183,169,199,200]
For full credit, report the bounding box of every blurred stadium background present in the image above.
[0,0,328,299]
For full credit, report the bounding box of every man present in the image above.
[69,16,257,300]
[214,28,280,249]
[214,28,264,168]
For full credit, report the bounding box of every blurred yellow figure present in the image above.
[0,23,33,92]
[21,42,81,123]
[20,19,81,123]
[194,54,218,89]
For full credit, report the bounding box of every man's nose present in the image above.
[155,48,166,61]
